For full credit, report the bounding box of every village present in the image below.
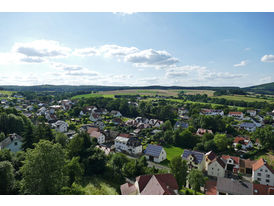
[0,91,273,195]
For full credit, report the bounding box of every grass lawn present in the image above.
[161,145,184,166]
[255,152,274,169]
[82,176,119,195]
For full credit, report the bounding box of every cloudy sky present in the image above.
[0,12,273,87]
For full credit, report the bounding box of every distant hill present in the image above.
[243,82,274,94]
[0,85,239,93]
[1,83,273,94]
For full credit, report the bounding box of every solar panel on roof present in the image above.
[181,149,205,164]
[144,144,163,157]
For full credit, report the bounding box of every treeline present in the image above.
[213,88,247,96]
[75,97,177,121]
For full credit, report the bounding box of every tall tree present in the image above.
[22,122,35,150]
[20,140,67,194]
[213,133,228,151]
[0,161,15,194]
[187,169,206,193]
[169,156,188,189]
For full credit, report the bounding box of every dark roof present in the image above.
[215,157,226,169]
[253,184,274,195]
[205,151,216,161]
[181,149,205,164]
[144,144,163,158]
[217,177,253,195]
[205,180,217,195]
[136,174,178,195]
[239,122,256,128]
[127,137,141,147]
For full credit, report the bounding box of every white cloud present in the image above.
[99,44,139,58]
[51,62,99,77]
[125,49,179,68]
[261,54,274,62]
[259,76,272,83]
[113,12,136,16]
[12,40,71,62]
[234,60,247,67]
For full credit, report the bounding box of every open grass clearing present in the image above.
[212,95,274,103]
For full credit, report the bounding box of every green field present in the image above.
[71,89,215,99]
[212,95,274,103]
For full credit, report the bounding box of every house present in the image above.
[239,159,256,175]
[110,110,122,117]
[111,118,123,125]
[89,112,101,122]
[0,133,22,153]
[94,121,105,130]
[26,105,33,111]
[49,105,62,114]
[221,155,240,174]
[252,158,274,186]
[207,157,226,178]
[233,136,253,150]
[196,128,213,137]
[228,112,244,119]
[205,151,217,170]
[114,135,141,155]
[103,130,119,143]
[200,109,224,116]
[83,106,97,113]
[120,174,179,195]
[238,122,257,132]
[38,106,47,115]
[126,137,142,155]
[174,121,189,130]
[95,145,114,156]
[149,119,163,128]
[87,127,99,135]
[178,107,188,116]
[247,110,256,117]
[181,150,206,171]
[144,144,166,163]
[90,131,105,145]
[254,138,262,148]
[61,99,72,110]
[93,108,108,115]
[216,177,253,195]
[135,117,149,124]
[253,184,274,195]
[133,129,141,134]
[52,120,68,133]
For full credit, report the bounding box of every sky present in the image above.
[0,12,273,87]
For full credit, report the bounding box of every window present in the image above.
[257,178,261,181]
[258,173,261,176]
[266,179,270,183]
[260,169,263,172]
[265,170,268,172]
[266,174,270,178]
[14,142,18,146]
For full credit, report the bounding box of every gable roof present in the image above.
[136,174,178,195]
[120,183,137,195]
[144,144,163,158]
[229,112,243,115]
[209,157,226,169]
[90,131,103,138]
[252,158,274,173]
[127,137,141,147]
[182,149,205,164]
[87,127,99,134]
[0,133,22,149]
[205,151,216,161]
[217,177,253,195]
[240,159,256,169]
[221,155,240,165]
[119,133,130,138]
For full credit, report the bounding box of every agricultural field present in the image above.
[212,95,274,103]
[0,90,16,100]
[71,89,214,99]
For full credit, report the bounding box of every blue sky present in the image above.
[0,12,273,87]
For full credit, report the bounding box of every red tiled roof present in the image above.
[253,184,274,195]
[87,127,99,134]
[119,133,130,138]
[221,155,240,165]
[205,180,217,195]
[234,136,246,144]
[229,112,243,115]
[252,158,274,173]
[90,131,102,138]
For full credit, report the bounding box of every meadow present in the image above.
[212,95,274,103]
